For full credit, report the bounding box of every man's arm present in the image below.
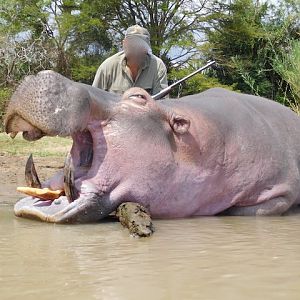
[152,60,168,96]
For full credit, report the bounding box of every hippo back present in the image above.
[160,88,300,210]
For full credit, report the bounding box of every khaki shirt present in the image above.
[92,51,168,96]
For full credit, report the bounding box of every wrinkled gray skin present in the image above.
[5,70,300,223]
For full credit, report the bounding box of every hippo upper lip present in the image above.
[5,114,46,141]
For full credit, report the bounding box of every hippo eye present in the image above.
[127,94,147,105]
[128,94,147,100]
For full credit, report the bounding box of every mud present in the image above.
[0,154,64,202]
[0,155,64,185]
[116,202,155,237]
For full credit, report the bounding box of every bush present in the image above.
[0,87,14,132]
[273,41,300,114]
[168,66,237,98]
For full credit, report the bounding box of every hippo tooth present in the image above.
[63,153,77,203]
[25,154,42,188]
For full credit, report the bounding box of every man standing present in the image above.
[92,25,168,96]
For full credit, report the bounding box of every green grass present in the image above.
[0,133,72,157]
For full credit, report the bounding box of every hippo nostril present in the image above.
[23,129,45,141]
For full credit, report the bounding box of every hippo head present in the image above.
[4,71,191,223]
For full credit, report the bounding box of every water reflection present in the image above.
[1,203,300,300]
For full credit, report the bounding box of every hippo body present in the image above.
[161,90,300,216]
[4,70,300,222]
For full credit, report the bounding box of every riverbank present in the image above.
[0,133,72,198]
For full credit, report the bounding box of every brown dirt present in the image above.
[0,154,64,202]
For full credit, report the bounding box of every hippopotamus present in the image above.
[4,70,300,224]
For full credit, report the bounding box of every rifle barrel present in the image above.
[152,60,216,100]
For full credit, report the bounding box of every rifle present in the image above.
[152,60,216,100]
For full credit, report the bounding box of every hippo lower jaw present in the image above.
[14,126,117,223]
[14,194,114,223]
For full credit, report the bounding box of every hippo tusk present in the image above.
[64,153,77,203]
[25,154,42,188]
[17,186,64,200]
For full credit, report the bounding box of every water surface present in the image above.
[1,190,300,300]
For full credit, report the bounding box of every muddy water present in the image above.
[1,189,300,300]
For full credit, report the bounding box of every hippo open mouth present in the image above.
[13,125,115,223]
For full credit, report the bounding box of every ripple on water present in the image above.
[0,203,300,300]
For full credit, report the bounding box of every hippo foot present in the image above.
[116,202,154,237]
[220,197,294,216]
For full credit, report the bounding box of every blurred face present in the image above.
[123,37,148,66]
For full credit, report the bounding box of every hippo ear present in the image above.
[169,114,190,134]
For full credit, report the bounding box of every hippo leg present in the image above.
[222,197,294,216]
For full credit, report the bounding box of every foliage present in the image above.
[78,0,221,69]
[203,0,300,102]
[273,40,300,114]
[0,32,54,86]
[0,87,13,131]
[0,0,111,82]
[169,63,236,97]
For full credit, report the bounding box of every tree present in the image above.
[79,0,221,69]
[0,0,112,127]
[0,0,111,81]
[169,66,236,98]
[203,0,300,102]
